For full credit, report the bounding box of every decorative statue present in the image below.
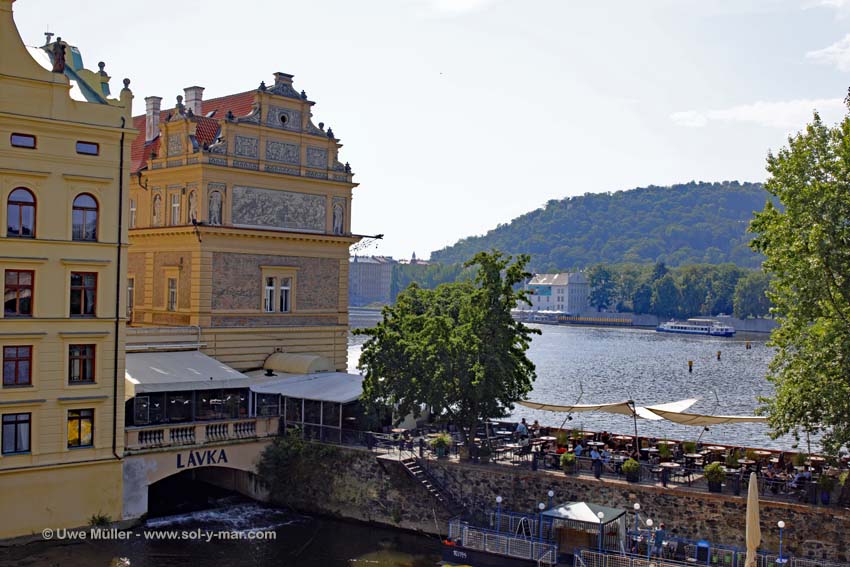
[333,203,344,235]
[187,191,197,223]
[209,191,222,225]
[152,195,162,226]
[51,38,66,73]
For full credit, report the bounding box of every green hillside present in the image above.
[430,181,769,270]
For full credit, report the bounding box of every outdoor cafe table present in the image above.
[656,440,677,446]
[683,453,703,465]
[539,436,557,442]
[582,432,597,439]
[587,441,605,448]
[658,462,681,486]
[753,450,772,461]
[738,459,756,469]
[707,445,726,453]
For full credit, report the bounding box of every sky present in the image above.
[12,0,850,260]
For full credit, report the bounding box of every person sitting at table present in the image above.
[777,452,787,469]
[630,448,641,462]
[574,441,584,457]
[530,420,541,436]
[789,466,811,488]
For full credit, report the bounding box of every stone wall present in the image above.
[275,446,850,562]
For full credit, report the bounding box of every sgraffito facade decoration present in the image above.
[266,106,302,132]
[265,140,300,164]
[306,146,328,169]
[231,185,325,232]
[167,134,183,155]
[234,135,259,158]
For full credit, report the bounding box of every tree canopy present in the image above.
[356,251,539,446]
[750,110,850,455]
[430,181,771,270]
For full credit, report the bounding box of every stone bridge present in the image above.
[121,417,279,520]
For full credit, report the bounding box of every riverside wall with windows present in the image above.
[273,446,850,562]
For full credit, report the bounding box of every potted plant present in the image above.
[725,450,740,469]
[560,452,576,474]
[683,441,696,455]
[556,430,569,448]
[818,475,836,505]
[658,442,672,463]
[430,433,451,458]
[745,449,757,462]
[704,462,725,493]
[792,452,807,467]
[621,458,641,482]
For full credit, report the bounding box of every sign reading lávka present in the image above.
[176,448,229,469]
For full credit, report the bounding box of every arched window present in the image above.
[72,194,98,241]
[7,188,35,238]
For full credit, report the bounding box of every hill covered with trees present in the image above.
[430,181,770,270]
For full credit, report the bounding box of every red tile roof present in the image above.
[130,90,257,173]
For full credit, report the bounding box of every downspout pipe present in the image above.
[113,116,126,460]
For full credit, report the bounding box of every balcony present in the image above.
[124,416,279,453]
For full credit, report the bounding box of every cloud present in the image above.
[409,0,498,16]
[670,98,845,130]
[806,33,850,70]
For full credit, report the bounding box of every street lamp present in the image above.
[539,503,546,540]
[777,520,786,564]
[597,511,605,551]
[495,496,503,531]
[646,518,654,560]
[548,490,554,509]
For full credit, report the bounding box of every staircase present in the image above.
[399,455,464,516]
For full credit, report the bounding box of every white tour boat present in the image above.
[656,318,736,337]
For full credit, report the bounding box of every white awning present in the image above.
[125,350,255,396]
[516,398,698,421]
[250,372,364,404]
[648,408,768,426]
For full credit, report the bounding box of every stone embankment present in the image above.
[268,446,849,563]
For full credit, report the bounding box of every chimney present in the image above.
[144,96,162,142]
[184,86,204,116]
[273,72,294,88]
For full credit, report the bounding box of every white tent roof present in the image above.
[648,407,767,426]
[250,372,364,404]
[543,502,626,524]
[517,398,697,421]
[125,350,255,395]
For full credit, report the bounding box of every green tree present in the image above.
[750,109,850,455]
[587,264,617,311]
[732,271,771,318]
[632,282,653,314]
[356,251,540,450]
[651,273,680,318]
[650,261,669,282]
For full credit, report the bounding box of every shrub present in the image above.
[556,430,569,447]
[621,458,641,475]
[658,442,671,459]
[818,475,836,492]
[726,451,740,468]
[792,453,807,467]
[560,452,576,471]
[704,462,725,483]
[430,433,452,450]
[683,441,696,454]
[88,513,111,527]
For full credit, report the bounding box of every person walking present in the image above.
[591,446,602,479]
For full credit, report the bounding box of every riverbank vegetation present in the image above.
[751,108,850,457]
[585,262,771,319]
[356,251,539,449]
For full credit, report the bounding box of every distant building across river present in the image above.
[349,255,396,306]
[524,272,590,314]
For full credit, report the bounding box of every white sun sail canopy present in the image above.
[647,407,767,426]
[517,398,766,425]
[517,398,698,421]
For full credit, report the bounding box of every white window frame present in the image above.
[279,277,291,313]
[264,277,276,313]
[167,277,177,311]
[260,267,297,314]
[129,199,136,229]
[127,276,135,317]
[170,194,180,226]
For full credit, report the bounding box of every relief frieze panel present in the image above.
[167,134,183,155]
[306,147,328,168]
[266,106,302,132]
[265,140,300,165]
[232,185,326,232]
[234,135,259,158]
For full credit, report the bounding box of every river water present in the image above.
[350,312,797,450]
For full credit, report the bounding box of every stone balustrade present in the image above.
[125,417,279,453]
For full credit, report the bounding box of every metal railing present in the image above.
[448,517,558,565]
[577,547,850,567]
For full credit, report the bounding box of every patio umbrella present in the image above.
[745,471,761,567]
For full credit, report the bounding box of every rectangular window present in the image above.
[264,277,276,313]
[127,277,135,318]
[4,270,33,316]
[67,409,94,448]
[75,141,99,156]
[70,272,97,316]
[68,344,96,384]
[279,277,291,313]
[1,413,30,454]
[10,133,36,149]
[170,194,180,226]
[3,346,32,387]
[129,199,136,229]
[167,278,177,311]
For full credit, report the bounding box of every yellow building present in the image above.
[127,72,360,371]
[0,0,133,538]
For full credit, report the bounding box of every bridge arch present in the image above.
[122,439,273,520]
